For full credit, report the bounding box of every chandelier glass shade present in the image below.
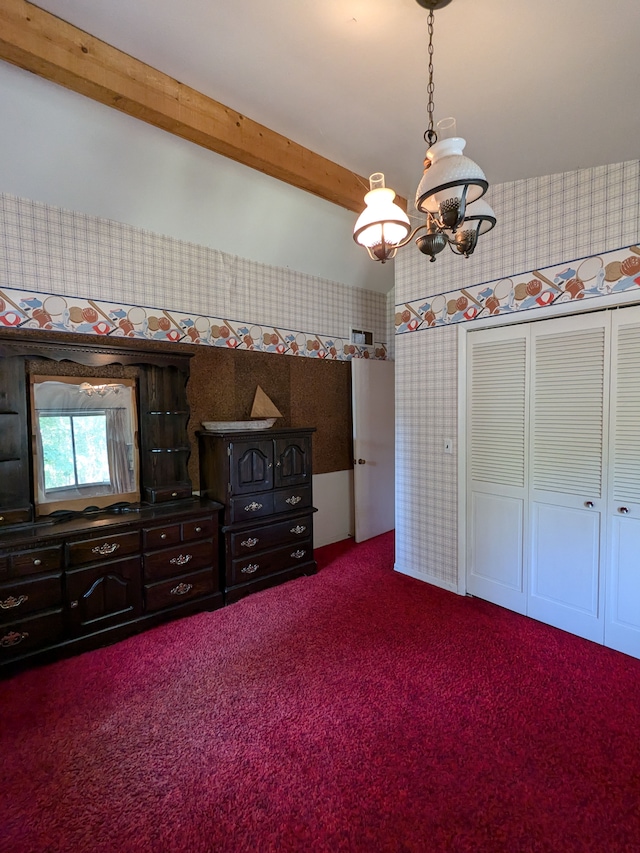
[353,173,411,262]
[415,136,488,229]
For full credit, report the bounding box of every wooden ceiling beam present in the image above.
[0,0,407,213]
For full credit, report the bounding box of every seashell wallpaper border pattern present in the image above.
[395,244,640,334]
[0,286,387,361]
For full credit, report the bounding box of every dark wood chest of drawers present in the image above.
[198,427,317,602]
[0,498,223,673]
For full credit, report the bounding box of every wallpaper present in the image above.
[396,244,640,334]
[0,194,389,361]
[394,159,640,590]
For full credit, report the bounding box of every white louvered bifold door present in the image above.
[466,325,529,613]
[606,305,640,658]
[528,312,610,643]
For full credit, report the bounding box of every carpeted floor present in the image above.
[2,531,640,853]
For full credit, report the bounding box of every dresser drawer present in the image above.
[143,523,181,551]
[183,516,215,542]
[229,539,313,586]
[229,493,274,524]
[228,513,314,558]
[273,486,312,515]
[12,545,63,577]
[144,539,214,582]
[0,609,64,661]
[0,573,62,623]
[144,568,215,613]
[0,507,32,528]
[147,484,193,504]
[67,531,140,567]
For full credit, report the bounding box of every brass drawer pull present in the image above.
[241,537,259,548]
[286,495,302,506]
[169,554,192,566]
[33,559,42,566]
[0,594,29,610]
[1,630,29,648]
[290,525,307,535]
[291,549,306,559]
[170,582,193,596]
[241,564,259,574]
[92,542,120,556]
[195,526,202,533]
[244,502,263,512]
[160,533,167,540]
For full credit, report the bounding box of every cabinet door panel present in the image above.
[66,556,142,634]
[231,440,274,494]
[274,436,311,488]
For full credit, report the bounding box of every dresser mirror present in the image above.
[30,375,140,516]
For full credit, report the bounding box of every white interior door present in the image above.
[606,306,640,657]
[528,313,609,644]
[352,358,395,543]
[466,325,529,613]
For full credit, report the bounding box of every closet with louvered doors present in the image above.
[467,306,640,656]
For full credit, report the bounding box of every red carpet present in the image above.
[2,531,640,853]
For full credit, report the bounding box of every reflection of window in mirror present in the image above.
[30,375,140,515]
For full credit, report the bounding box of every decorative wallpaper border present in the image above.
[0,285,387,361]
[395,244,640,334]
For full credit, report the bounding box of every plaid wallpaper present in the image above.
[0,194,389,360]
[394,159,640,589]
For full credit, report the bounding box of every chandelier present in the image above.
[353,0,496,263]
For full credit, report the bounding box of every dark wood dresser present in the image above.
[198,427,317,603]
[0,498,223,673]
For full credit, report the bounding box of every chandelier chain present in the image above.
[425,9,437,147]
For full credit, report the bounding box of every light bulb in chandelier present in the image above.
[353,173,411,263]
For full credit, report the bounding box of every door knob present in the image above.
[357,459,366,465]
[584,501,594,508]
[619,507,630,514]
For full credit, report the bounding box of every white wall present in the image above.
[0,59,395,548]
[0,61,393,295]
[394,161,640,590]
[312,471,354,548]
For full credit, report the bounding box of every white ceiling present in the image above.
[32,0,640,207]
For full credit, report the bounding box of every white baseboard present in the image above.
[394,562,460,594]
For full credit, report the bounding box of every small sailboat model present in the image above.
[202,385,282,431]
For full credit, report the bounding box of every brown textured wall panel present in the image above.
[188,346,352,485]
